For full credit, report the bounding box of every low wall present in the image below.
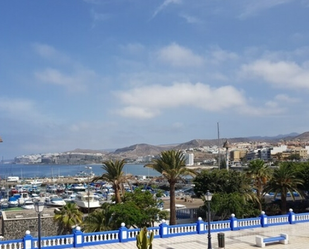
[1,209,58,240]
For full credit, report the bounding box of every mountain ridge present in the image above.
[66,131,309,159]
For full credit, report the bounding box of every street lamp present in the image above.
[85,166,92,215]
[204,190,213,249]
[34,201,45,249]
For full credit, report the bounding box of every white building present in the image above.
[185,153,194,166]
[270,145,288,155]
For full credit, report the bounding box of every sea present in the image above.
[0,163,161,180]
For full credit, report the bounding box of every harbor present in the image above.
[0,164,197,213]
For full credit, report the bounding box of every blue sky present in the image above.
[1,0,309,159]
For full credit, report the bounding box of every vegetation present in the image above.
[117,188,168,227]
[264,162,304,214]
[193,168,251,194]
[53,202,83,235]
[136,227,154,249]
[210,192,260,219]
[81,188,167,232]
[145,150,196,225]
[194,168,260,219]
[92,159,127,203]
[82,203,113,232]
[52,158,309,235]
[244,159,272,211]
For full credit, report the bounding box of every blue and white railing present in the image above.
[0,209,306,249]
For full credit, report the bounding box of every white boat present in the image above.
[21,199,34,210]
[0,199,9,209]
[29,179,43,186]
[45,196,66,207]
[18,192,32,205]
[74,192,101,211]
[7,176,20,182]
[31,193,41,201]
[71,183,87,192]
[63,193,76,203]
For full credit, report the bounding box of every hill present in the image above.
[101,131,307,159]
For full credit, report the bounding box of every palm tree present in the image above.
[264,163,304,214]
[53,202,83,235]
[92,159,126,203]
[245,159,272,211]
[145,150,196,225]
[82,203,114,232]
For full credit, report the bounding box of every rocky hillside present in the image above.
[113,143,174,157]
[68,131,308,160]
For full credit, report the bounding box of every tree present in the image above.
[294,162,309,191]
[245,159,272,211]
[194,169,260,217]
[287,154,300,161]
[82,203,114,232]
[210,192,259,220]
[53,202,83,235]
[118,188,167,227]
[193,169,251,195]
[92,159,127,203]
[264,162,304,214]
[145,150,196,225]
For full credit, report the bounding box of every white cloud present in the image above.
[90,10,110,28]
[179,13,201,24]
[115,82,248,119]
[238,0,293,19]
[119,43,145,55]
[115,82,285,119]
[152,0,182,19]
[208,46,239,64]
[34,67,96,92]
[241,60,309,89]
[274,94,299,103]
[0,97,54,125]
[157,43,204,67]
[32,43,70,63]
[32,44,97,92]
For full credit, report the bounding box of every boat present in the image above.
[71,183,87,192]
[0,199,9,209]
[74,192,101,211]
[17,192,32,205]
[28,179,43,186]
[31,193,41,201]
[7,176,20,182]
[8,196,19,207]
[45,196,66,207]
[21,199,34,210]
[63,193,76,203]
[46,185,58,193]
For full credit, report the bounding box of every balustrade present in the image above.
[0,210,308,249]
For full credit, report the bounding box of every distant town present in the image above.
[9,131,309,166]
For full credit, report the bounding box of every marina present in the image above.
[0,163,160,180]
[0,163,192,213]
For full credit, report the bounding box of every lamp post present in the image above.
[204,190,213,249]
[85,166,92,215]
[34,201,45,249]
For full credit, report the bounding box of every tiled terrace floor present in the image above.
[79,222,309,249]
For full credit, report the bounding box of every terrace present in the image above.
[1,209,309,249]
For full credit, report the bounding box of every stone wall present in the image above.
[2,209,59,240]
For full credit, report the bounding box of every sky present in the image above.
[1,0,309,159]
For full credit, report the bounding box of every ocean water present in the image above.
[0,163,161,179]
